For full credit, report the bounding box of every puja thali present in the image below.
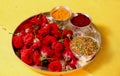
[12,6,101,75]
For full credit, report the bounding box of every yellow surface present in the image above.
[0,0,120,76]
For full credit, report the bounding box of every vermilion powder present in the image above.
[71,13,91,27]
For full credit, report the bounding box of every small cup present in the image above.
[50,6,72,21]
[70,13,91,27]
[69,13,92,37]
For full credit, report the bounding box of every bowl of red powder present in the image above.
[70,13,91,27]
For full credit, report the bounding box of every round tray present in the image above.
[12,12,101,75]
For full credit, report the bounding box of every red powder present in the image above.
[71,13,91,27]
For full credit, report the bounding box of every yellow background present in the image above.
[0,0,120,76]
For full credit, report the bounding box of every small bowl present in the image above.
[69,13,92,36]
[50,6,72,21]
[70,36,99,57]
[70,13,92,27]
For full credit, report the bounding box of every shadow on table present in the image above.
[83,24,112,73]
[41,69,91,76]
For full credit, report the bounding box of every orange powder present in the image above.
[51,7,71,20]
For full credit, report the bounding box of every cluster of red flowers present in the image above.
[12,14,78,72]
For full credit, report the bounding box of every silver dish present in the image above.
[13,12,101,75]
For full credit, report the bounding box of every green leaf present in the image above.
[59,39,64,43]
[33,25,39,30]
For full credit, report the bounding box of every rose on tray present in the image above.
[12,14,78,72]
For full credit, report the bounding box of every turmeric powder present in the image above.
[51,7,71,21]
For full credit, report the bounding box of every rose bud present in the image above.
[65,57,77,71]
[63,49,74,62]
[63,29,73,39]
[63,37,70,49]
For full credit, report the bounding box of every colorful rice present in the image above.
[70,36,98,56]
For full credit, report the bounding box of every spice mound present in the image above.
[51,6,71,21]
[70,36,98,56]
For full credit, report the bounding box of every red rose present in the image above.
[53,42,64,51]
[65,57,77,70]
[51,42,57,50]
[38,25,51,40]
[47,50,59,62]
[70,57,77,66]
[65,63,76,70]
[31,15,48,26]
[48,60,62,72]
[49,23,58,31]
[31,41,41,49]
[63,30,73,39]
[15,21,32,33]
[51,52,61,61]
[48,23,61,38]
[42,35,57,48]
[36,34,43,41]
[19,47,24,55]
[31,38,41,49]
[19,31,26,37]
[40,46,51,58]
[51,30,61,39]
[63,37,70,49]
[31,15,40,25]
[33,51,40,66]
[23,33,34,46]
[23,24,33,33]
[12,35,23,48]
[53,42,64,58]
[63,49,74,61]
[39,24,51,33]
[21,48,33,65]
[40,15,48,24]
[63,30,73,36]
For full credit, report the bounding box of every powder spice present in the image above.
[71,13,91,27]
[51,7,71,20]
